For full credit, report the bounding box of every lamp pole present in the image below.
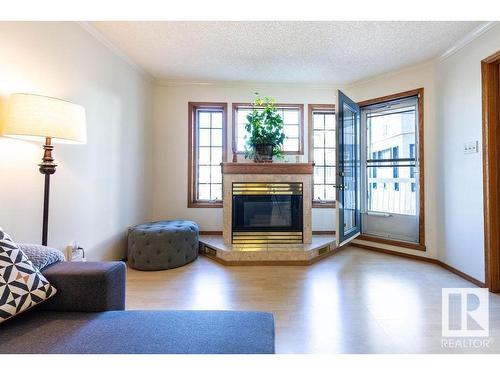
[38,137,57,246]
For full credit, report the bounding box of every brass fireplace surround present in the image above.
[232,182,303,244]
[232,182,303,195]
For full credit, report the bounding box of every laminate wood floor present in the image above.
[126,246,500,354]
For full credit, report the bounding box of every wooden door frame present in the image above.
[482,50,500,293]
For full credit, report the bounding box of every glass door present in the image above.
[336,90,361,247]
[360,96,420,243]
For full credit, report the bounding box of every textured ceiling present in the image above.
[91,21,482,84]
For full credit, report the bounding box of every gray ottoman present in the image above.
[128,220,199,271]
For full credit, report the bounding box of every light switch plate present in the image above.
[464,141,479,154]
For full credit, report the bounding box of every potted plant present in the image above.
[244,96,285,163]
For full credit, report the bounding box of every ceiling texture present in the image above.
[91,21,483,84]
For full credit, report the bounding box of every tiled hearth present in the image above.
[199,234,336,265]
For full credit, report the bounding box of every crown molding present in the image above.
[438,21,498,61]
[76,21,154,82]
[155,79,340,89]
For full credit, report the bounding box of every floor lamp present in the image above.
[2,93,87,246]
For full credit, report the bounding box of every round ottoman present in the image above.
[127,220,199,271]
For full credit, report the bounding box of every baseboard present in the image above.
[312,230,336,235]
[351,243,486,287]
[357,234,426,251]
[436,260,486,287]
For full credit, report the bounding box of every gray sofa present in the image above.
[0,261,275,354]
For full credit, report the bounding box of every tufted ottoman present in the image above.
[127,220,199,271]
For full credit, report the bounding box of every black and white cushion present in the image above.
[0,228,57,323]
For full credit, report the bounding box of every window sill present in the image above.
[188,202,223,208]
[312,201,336,208]
[357,234,426,251]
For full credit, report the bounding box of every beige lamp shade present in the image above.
[2,93,87,144]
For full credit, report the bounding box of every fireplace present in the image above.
[232,182,303,244]
[222,163,313,245]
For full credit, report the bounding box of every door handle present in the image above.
[333,184,346,190]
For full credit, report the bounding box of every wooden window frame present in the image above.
[357,88,426,251]
[231,103,304,160]
[188,102,228,208]
[308,104,336,208]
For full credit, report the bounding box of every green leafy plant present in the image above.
[244,96,285,161]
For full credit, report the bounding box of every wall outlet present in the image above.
[66,241,86,262]
[464,141,479,154]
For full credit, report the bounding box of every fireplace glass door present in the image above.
[232,195,303,232]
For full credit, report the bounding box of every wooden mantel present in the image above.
[221,162,314,175]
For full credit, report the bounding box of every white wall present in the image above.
[0,22,153,261]
[346,62,438,259]
[151,82,337,231]
[435,24,500,282]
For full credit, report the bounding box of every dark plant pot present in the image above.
[254,144,274,163]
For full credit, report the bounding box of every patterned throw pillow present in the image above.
[0,229,57,323]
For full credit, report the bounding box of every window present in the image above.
[308,104,336,207]
[188,102,227,207]
[366,102,417,214]
[232,103,304,158]
[372,149,392,190]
